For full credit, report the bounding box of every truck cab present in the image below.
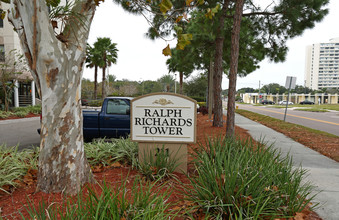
[83,97,132,141]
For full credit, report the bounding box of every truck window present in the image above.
[106,99,130,115]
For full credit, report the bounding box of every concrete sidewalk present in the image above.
[235,113,339,220]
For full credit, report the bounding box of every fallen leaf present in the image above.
[294,212,305,220]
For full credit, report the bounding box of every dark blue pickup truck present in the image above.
[83,97,132,141]
[38,97,132,141]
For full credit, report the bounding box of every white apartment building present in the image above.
[0,3,37,108]
[304,38,339,90]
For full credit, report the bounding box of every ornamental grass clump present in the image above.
[185,137,316,219]
[0,145,39,193]
[139,146,181,181]
[22,177,175,219]
[84,137,138,168]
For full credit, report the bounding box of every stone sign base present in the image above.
[138,143,187,174]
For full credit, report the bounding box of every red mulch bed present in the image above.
[0,113,39,121]
[0,114,321,219]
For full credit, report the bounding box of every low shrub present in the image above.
[197,102,206,107]
[89,100,103,107]
[11,107,29,113]
[197,106,208,115]
[0,111,14,119]
[25,105,41,114]
[190,96,205,102]
[14,111,28,118]
[0,105,41,119]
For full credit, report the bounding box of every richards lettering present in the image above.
[135,117,192,127]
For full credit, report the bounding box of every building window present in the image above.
[0,45,4,62]
[0,18,3,28]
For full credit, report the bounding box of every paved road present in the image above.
[0,117,40,150]
[237,104,339,136]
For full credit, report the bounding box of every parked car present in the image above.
[278,100,294,105]
[299,100,315,105]
[38,97,133,141]
[261,99,275,105]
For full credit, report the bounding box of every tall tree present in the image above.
[226,0,244,137]
[212,0,230,127]
[184,72,208,97]
[166,47,195,94]
[5,0,100,194]
[225,0,329,136]
[85,43,100,99]
[93,37,118,99]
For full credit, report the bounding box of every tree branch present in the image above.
[243,11,283,16]
[60,0,96,47]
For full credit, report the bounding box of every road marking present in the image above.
[244,106,339,126]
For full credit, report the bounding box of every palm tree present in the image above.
[93,37,118,98]
[85,43,100,99]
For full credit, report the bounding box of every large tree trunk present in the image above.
[3,86,8,111]
[8,0,96,194]
[208,57,214,119]
[213,0,230,127]
[213,37,224,127]
[226,0,245,137]
[38,69,92,193]
[94,65,98,99]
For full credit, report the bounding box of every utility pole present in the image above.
[283,76,297,121]
[258,80,261,104]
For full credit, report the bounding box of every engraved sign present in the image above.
[131,93,196,143]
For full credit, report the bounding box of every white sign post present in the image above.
[131,93,197,173]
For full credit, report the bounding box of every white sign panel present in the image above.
[131,93,196,143]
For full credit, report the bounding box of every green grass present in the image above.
[294,108,329,112]
[269,105,293,108]
[292,104,339,111]
[235,109,338,138]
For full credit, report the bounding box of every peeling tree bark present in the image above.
[8,0,96,194]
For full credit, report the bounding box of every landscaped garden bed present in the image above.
[0,114,321,219]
